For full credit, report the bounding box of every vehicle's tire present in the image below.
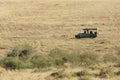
[75,35,80,39]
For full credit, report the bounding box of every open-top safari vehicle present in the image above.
[75,28,97,39]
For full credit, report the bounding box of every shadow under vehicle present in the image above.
[75,28,98,39]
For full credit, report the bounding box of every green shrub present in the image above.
[31,55,52,68]
[7,44,35,62]
[0,47,100,69]
[49,48,68,66]
[1,57,26,70]
[49,48,67,59]
[7,48,20,58]
[1,44,35,70]
[103,53,118,63]
[79,53,99,66]
[54,58,65,66]
[67,53,99,66]
[67,53,81,66]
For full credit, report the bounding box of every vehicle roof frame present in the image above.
[83,28,97,31]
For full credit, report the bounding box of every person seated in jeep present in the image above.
[90,31,93,34]
[84,31,86,34]
[94,32,97,34]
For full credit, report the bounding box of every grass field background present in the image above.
[0,0,120,80]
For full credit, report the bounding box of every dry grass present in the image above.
[0,0,120,80]
[0,66,120,80]
[0,0,120,55]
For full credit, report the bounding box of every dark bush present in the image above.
[51,70,65,78]
[0,44,36,70]
[7,45,35,62]
[2,57,25,70]
[116,70,120,76]
[99,67,114,78]
[75,70,89,77]
[7,48,20,58]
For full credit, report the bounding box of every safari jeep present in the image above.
[75,28,97,39]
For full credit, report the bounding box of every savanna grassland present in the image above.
[0,0,120,80]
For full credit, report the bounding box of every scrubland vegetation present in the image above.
[0,44,120,80]
[0,45,100,69]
